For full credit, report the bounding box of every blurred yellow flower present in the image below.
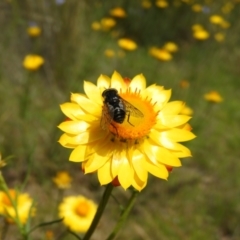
[27,26,41,37]
[58,72,195,190]
[52,171,72,189]
[91,21,101,31]
[23,54,44,71]
[179,80,189,89]
[156,0,169,8]
[191,24,204,31]
[104,49,115,58]
[222,2,234,14]
[192,4,202,12]
[204,91,223,103]
[0,189,35,224]
[214,32,225,42]
[109,7,126,18]
[163,42,178,52]
[101,18,116,30]
[193,29,210,40]
[220,20,230,29]
[149,47,172,61]
[142,0,152,8]
[209,15,224,25]
[59,195,97,233]
[118,38,138,51]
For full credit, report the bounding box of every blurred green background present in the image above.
[1,0,240,239]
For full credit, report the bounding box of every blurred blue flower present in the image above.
[55,0,65,5]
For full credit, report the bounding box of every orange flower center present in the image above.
[108,90,157,140]
[2,190,16,206]
[75,201,90,217]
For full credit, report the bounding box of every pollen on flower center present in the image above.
[75,201,90,217]
[109,90,157,140]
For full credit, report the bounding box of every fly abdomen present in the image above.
[113,108,126,123]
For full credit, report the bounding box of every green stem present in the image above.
[106,190,139,240]
[83,184,114,240]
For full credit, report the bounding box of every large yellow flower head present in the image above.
[59,195,97,233]
[58,72,195,191]
[0,189,34,224]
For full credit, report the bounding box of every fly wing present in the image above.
[101,103,112,130]
[121,98,144,118]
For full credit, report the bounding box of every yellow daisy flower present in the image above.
[156,0,169,8]
[204,91,223,103]
[104,49,115,58]
[91,21,101,31]
[52,171,72,189]
[163,42,179,52]
[58,72,195,191]
[100,18,116,31]
[27,26,41,37]
[117,38,138,51]
[109,7,126,18]
[149,47,172,61]
[209,15,224,25]
[0,189,35,224]
[193,29,210,40]
[214,32,225,42]
[22,54,44,71]
[142,0,152,8]
[59,195,97,233]
[191,4,202,12]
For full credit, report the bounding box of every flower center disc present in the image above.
[109,91,156,140]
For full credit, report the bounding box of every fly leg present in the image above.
[126,110,134,126]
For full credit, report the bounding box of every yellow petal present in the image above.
[58,121,90,134]
[129,74,146,91]
[97,74,111,90]
[161,101,185,115]
[71,93,101,117]
[98,161,113,185]
[62,129,105,145]
[157,114,192,128]
[131,149,148,182]
[58,134,79,148]
[84,154,110,173]
[143,160,169,180]
[143,139,182,167]
[111,152,123,178]
[60,102,85,121]
[118,156,134,190]
[131,173,147,191]
[83,81,103,105]
[110,71,127,92]
[161,128,196,142]
[69,145,88,162]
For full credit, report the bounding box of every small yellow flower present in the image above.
[52,171,72,189]
[58,72,195,191]
[91,21,101,31]
[23,54,44,71]
[104,49,115,58]
[220,20,230,29]
[221,2,234,14]
[191,24,204,31]
[156,0,169,8]
[142,0,152,8]
[149,47,172,61]
[59,195,97,233]
[193,29,210,40]
[163,42,178,52]
[109,7,126,18]
[204,91,223,103]
[214,32,225,42]
[179,80,189,89]
[100,18,116,31]
[118,38,138,51]
[0,189,35,224]
[191,4,202,12]
[27,26,41,37]
[209,15,224,25]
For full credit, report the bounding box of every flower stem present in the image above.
[83,184,114,240]
[106,189,139,240]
